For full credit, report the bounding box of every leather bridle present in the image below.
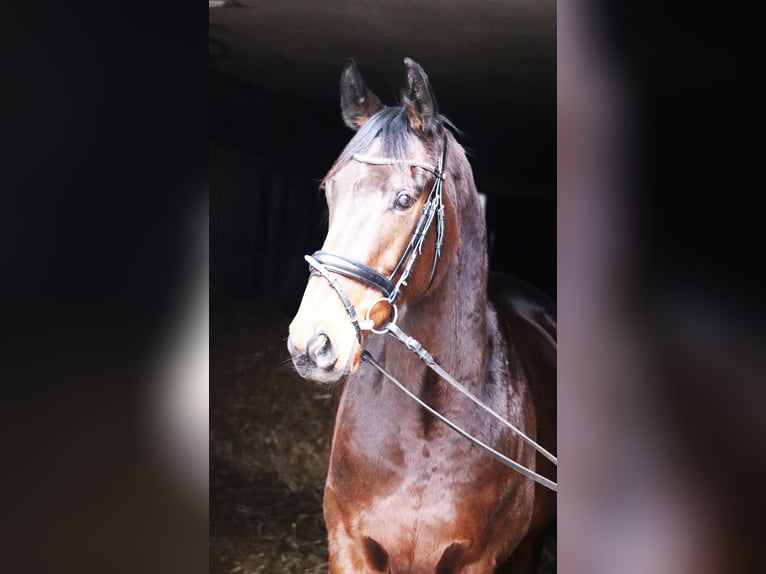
[308,134,448,339]
[303,133,558,492]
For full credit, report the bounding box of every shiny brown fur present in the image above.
[288,59,555,573]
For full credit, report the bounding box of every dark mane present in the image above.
[326,106,458,180]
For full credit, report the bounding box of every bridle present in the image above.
[304,133,558,492]
[309,133,448,335]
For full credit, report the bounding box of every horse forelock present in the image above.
[323,106,461,186]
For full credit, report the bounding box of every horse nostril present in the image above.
[306,333,337,370]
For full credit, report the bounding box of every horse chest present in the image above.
[324,422,531,573]
[326,389,521,537]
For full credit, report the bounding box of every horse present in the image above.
[287,58,556,574]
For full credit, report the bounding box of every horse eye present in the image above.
[395,193,414,210]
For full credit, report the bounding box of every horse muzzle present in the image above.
[287,276,368,383]
[287,331,352,383]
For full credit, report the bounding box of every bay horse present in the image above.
[287,58,556,573]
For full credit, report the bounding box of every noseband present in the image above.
[309,134,448,311]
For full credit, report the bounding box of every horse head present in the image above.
[288,58,458,383]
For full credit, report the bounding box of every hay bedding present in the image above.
[211,301,555,573]
[211,301,332,573]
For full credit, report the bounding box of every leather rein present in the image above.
[305,135,558,492]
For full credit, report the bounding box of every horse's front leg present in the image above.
[324,490,370,574]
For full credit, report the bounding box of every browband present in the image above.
[351,154,442,177]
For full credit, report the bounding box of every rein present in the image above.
[304,135,558,493]
[362,350,558,492]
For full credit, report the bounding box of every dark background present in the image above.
[209,1,556,311]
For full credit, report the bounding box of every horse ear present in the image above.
[340,59,383,131]
[400,57,440,134]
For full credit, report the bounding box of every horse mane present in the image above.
[325,106,459,183]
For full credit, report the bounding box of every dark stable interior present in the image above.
[209,3,555,573]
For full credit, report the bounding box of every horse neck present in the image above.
[393,151,489,392]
